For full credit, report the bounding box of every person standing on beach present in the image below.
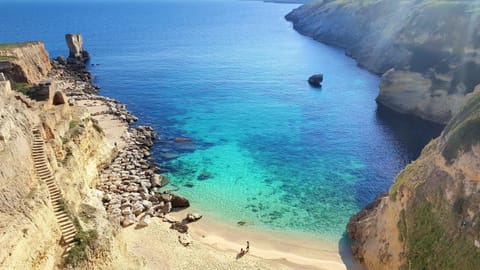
[246,241,250,252]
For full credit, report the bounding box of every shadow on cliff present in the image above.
[338,232,365,270]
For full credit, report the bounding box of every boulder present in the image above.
[171,222,188,233]
[163,214,177,223]
[186,213,202,222]
[139,214,152,227]
[132,201,145,216]
[171,194,190,208]
[142,199,153,209]
[178,234,193,246]
[159,193,172,202]
[122,214,136,227]
[308,74,323,87]
[151,174,169,187]
[160,201,172,214]
[56,56,67,65]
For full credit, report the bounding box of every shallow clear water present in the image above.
[1,0,442,241]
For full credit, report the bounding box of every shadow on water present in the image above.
[374,104,444,160]
[344,104,445,269]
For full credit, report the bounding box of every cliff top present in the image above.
[0,41,42,51]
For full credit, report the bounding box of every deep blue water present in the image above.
[1,0,442,241]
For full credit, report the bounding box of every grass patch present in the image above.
[0,41,37,51]
[69,120,78,129]
[11,82,30,93]
[0,55,16,61]
[402,197,480,269]
[442,117,480,163]
[64,229,98,266]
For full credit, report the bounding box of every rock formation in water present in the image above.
[308,73,323,87]
[65,33,90,62]
[347,86,480,269]
[286,0,480,124]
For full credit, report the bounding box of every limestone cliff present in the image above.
[286,0,480,123]
[0,42,51,83]
[0,40,141,269]
[347,87,480,269]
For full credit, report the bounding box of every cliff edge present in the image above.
[0,42,51,84]
[286,0,480,123]
[347,86,480,269]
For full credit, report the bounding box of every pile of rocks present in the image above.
[72,94,138,124]
[97,126,193,229]
[50,58,98,94]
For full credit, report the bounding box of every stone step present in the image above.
[61,226,76,234]
[64,234,76,243]
[62,228,77,237]
[63,236,76,244]
[57,214,69,221]
[37,167,50,173]
[60,222,75,230]
[52,198,64,204]
[36,164,49,169]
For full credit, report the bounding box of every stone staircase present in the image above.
[32,128,77,257]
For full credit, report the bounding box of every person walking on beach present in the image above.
[246,241,250,252]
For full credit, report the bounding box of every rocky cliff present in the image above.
[0,42,51,84]
[347,86,480,269]
[286,0,480,123]
[0,41,142,269]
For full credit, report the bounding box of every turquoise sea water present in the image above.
[1,0,442,241]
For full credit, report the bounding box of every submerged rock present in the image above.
[197,172,212,180]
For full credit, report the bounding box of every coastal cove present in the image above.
[1,0,443,267]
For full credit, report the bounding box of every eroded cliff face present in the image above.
[286,0,480,123]
[0,46,140,268]
[347,89,480,269]
[0,87,60,269]
[0,42,52,83]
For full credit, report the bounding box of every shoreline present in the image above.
[51,43,358,269]
[120,206,360,270]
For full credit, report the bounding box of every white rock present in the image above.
[139,214,152,227]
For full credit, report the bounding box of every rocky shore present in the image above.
[47,41,201,236]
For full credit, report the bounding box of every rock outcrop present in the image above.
[286,0,480,123]
[65,34,90,62]
[0,73,12,95]
[0,42,51,83]
[347,89,480,269]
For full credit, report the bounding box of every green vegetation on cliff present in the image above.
[0,41,38,51]
[392,93,480,269]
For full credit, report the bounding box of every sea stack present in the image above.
[65,33,90,62]
[308,73,323,87]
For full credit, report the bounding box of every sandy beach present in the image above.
[119,208,357,270]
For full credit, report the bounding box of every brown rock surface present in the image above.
[0,42,51,83]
